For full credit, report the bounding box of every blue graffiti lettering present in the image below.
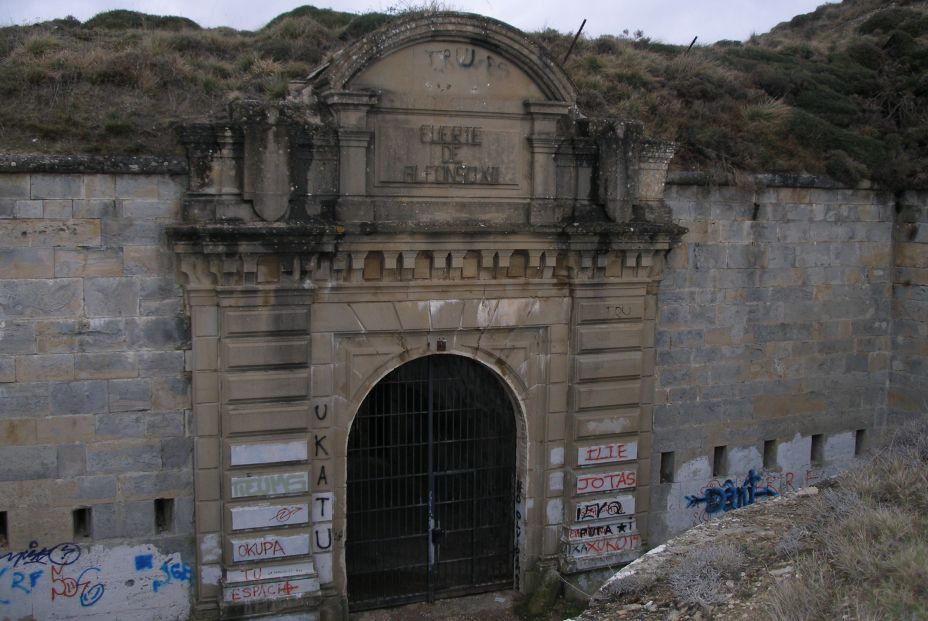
[77,568,104,607]
[686,469,777,514]
[134,554,154,571]
[152,560,192,592]
[0,541,81,568]
[0,567,45,605]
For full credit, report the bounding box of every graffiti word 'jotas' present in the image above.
[686,469,777,514]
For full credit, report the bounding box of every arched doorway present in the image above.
[346,354,517,610]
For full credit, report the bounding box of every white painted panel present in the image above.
[230,503,309,531]
[312,525,333,553]
[567,533,641,558]
[224,561,316,584]
[314,552,333,584]
[231,440,307,466]
[575,469,637,494]
[577,440,638,467]
[565,517,637,542]
[230,471,309,498]
[223,576,320,604]
[573,494,636,522]
[230,534,310,562]
[311,492,334,522]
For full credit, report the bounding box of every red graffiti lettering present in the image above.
[237,539,285,559]
[576,470,637,493]
[229,580,300,602]
[271,506,303,523]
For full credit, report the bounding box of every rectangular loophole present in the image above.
[855,429,867,456]
[712,445,727,477]
[72,507,92,540]
[763,439,777,469]
[155,498,174,534]
[811,434,824,467]
[0,511,8,548]
[659,452,675,483]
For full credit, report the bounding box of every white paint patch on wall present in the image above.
[549,446,565,466]
[225,560,315,583]
[223,576,320,604]
[200,533,222,563]
[311,492,334,522]
[777,433,812,472]
[230,440,307,466]
[230,534,311,562]
[230,503,309,531]
[313,552,333,584]
[230,471,309,498]
[545,498,563,525]
[725,445,762,476]
[0,543,191,621]
[577,441,638,466]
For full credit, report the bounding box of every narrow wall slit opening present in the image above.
[659,451,675,483]
[155,498,175,534]
[0,511,7,548]
[763,439,776,469]
[73,507,92,540]
[712,445,727,477]
[811,434,824,467]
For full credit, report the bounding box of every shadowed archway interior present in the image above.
[346,354,517,610]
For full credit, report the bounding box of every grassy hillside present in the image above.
[1,0,926,189]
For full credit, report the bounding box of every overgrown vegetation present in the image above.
[1,0,926,188]
[763,416,928,620]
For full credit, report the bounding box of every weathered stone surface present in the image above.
[35,318,128,353]
[16,353,74,382]
[55,248,123,277]
[0,382,49,418]
[108,378,151,412]
[72,199,116,218]
[31,174,83,198]
[75,351,138,379]
[0,356,14,383]
[0,218,101,248]
[14,199,43,218]
[127,316,188,349]
[57,443,87,477]
[0,418,37,444]
[36,414,95,443]
[0,248,54,278]
[124,245,168,275]
[50,380,108,415]
[86,440,162,473]
[0,174,30,198]
[78,475,117,500]
[0,278,83,317]
[84,277,140,317]
[151,376,190,410]
[0,445,57,480]
[44,199,73,219]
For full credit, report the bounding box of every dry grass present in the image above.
[0,0,927,188]
[764,414,928,621]
[668,543,745,607]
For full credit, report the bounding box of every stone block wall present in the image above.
[891,190,928,422]
[0,171,194,619]
[649,178,896,541]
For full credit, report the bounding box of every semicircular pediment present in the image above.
[315,12,576,106]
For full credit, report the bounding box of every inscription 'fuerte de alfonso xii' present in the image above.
[401,124,502,185]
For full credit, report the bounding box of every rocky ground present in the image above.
[568,485,829,621]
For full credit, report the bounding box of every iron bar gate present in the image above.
[346,355,516,610]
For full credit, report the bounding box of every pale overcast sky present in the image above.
[1,0,828,44]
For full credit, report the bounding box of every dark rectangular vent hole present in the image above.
[855,429,866,456]
[73,507,92,539]
[763,439,776,469]
[0,511,7,548]
[811,434,824,467]
[659,451,675,483]
[712,445,727,477]
[155,498,174,534]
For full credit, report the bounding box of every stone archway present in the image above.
[345,354,518,610]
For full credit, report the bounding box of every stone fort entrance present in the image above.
[171,10,682,619]
[346,354,517,609]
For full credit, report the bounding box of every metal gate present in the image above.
[346,354,516,610]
